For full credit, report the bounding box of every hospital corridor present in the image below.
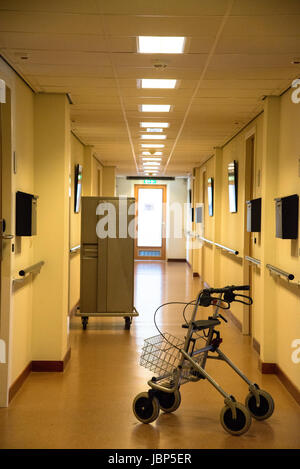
[0,0,300,454]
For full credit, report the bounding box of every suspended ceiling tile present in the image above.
[0,11,105,35]
[16,63,115,77]
[97,0,230,16]
[115,68,205,80]
[223,15,300,37]
[199,78,291,89]
[215,35,300,55]
[0,0,100,14]
[8,49,112,66]
[231,0,300,15]
[196,88,273,98]
[0,32,135,52]
[110,52,208,69]
[27,75,116,87]
[103,15,223,37]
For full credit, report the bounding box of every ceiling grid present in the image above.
[0,0,299,176]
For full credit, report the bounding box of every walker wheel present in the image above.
[156,389,181,413]
[133,392,160,424]
[245,389,274,421]
[82,317,88,330]
[124,317,132,330]
[220,402,252,436]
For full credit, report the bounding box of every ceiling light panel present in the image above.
[142,158,162,161]
[142,151,163,156]
[140,134,166,140]
[141,144,165,148]
[140,104,171,112]
[146,128,163,132]
[140,79,177,89]
[140,122,169,128]
[138,36,185,54]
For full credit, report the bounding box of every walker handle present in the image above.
[227,285,250,291]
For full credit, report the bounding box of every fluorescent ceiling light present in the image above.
[142,151,163,156]
[138,36,185,54]
[140,134,166,140]
[141,144,165,148]
[143,162,160,166]
[142,158,162,161]
[140,122,169,128]
[140,79,176,89]
[145,128,163,132]
[141,104,171,112]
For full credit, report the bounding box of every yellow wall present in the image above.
[192,94,300,392]
[0,58,35,385]
[92,156,103,196]
[69,134,84,313]
[32,93,70,361]
[11,77,35,383]
[102,166,116,197]
[274,89,300,388]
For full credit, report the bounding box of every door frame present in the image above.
[0,86,13,407]
[243,128,256,335]
[134,184,167,260]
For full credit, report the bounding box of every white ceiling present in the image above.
[1,0,300,176]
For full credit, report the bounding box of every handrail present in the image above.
[214,242,239,256]
[70,244,81,254]
[19,261,45,277]
[13,261,45,286]
[198,236,214,245]
[245,255,261,266]
[266,264,294,281]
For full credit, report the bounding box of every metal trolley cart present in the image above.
[133,285,274,435]
[77,196,138,330]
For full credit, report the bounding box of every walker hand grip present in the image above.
[227,285,250,291]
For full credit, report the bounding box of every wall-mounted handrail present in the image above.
[266,264,294,281]
[19,261,45,277]
[13,261,45,286]
[245,255,261,266]
[214,242,239,256]
[198,236,214,245]
[70,244,81,254]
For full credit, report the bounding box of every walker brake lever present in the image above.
[233,294,253,306]
[218,313,228,323]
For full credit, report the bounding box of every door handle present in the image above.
[1,234,14,240]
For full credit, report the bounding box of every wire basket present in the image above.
[140,333,184,377]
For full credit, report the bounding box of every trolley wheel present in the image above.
[156,389,181,413]
[124,317,132,330]
[245,389,274,421]
[82,316,89,330]
[220,402,252,436]
[133,392,160,424]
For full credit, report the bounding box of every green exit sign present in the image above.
[144,179,157,184]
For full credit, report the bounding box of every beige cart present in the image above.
[76,196,138,330]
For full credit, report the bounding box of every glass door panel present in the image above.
[137,188,163,247]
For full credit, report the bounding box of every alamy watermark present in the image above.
[0,339,6,364]
[95,200,195,243]
[291,78,300,104]
[291,339,300,364]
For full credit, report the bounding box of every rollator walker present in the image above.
[133,285,274,435]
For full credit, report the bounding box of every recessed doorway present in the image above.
[134,185,166,260]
